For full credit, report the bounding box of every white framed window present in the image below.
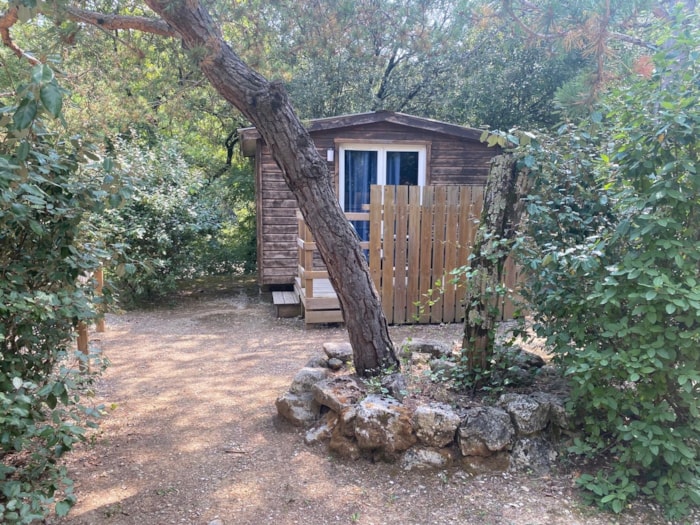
[338,143,427,213]
[338,143,426,243]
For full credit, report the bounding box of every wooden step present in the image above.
[272,291,301,318]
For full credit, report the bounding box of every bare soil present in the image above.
[54,277,669,525]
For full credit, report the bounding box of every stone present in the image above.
[305,355,329,368]
[509,436,556,475]
[327,357,344,371]
[312,376,366,413]
[304,412,339,445]
[400,338,453,359]
[411,352,432,366]
[429,358,457,378]
[329,426,361,460]
[491,345,547,387]
[401,447,453,471]
[275,391,320,427]
[289,367,331,395]
[458,406,515,457]
[323,341,353,362]
[498,393,550,435]
[337,406,357,438]
[530,391,569,430]
[354,395,417,454]
[504,345,546,369]
[381,372,408,401]
[208,520,224,525]
[412,403,461,448]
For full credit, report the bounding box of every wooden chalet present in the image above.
[239,111,506,324]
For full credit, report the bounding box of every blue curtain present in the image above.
[344,150,377,242]
[387,151,419,185]
[387,152,401,185]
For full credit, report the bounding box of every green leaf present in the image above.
[13,99,37,129]
[55,500,72,516]
[16,141,29,161]
[40,83,63,118]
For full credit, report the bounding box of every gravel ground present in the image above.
[53,281,678,525]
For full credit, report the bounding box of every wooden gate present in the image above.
[367,184,519,325]
[295,185,520,325]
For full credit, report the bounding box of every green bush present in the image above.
[520,10,699,519]
[1,64,112,523]
[97,136,255,305]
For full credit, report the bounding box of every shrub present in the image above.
[1,64,112,522]
[97,136,251,305]
[520,10,699,519]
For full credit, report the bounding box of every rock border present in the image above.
[276,340,568,473]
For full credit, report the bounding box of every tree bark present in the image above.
[142,0,398,375]
[462,153,528,370]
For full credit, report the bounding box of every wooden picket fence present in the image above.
[295,185,521,325]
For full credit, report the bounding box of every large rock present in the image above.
[412,403,461,448]
[323,342,353,362]
[530,391,569,430]
[400,338,453,359]
[497,345,546,369]
[304,411,339,445]
[509,436,556,475]
[498,393,550,435]
[430,358,457,379]
[380,372,408,401]
[289,367,331,395]
[329,425,361,460]
[312,376,366,413]
[275,391,320,427]
[354,395,417,454]
[401,447,453,471]
[492,345,546,387]
[305,354,329,368]
[458,406,515,457]
[336,406,357,438]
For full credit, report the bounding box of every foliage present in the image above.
[519,10,700,519]
[0,62,112,523]
[501,0,661,115]
[96,136,254,306]
[226,0,583,130]
[439,343,533,399]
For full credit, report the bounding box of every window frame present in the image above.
[337,143,427,212]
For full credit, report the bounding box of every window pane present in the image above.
[344,150,377,243]
[344,150,377,212]
[387,151,419,185]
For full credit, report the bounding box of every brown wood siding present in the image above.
[430,139,494,185]
[256,121,497,287]
[258,144,298,286]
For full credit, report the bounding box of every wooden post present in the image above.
[77,321,89,371]
[95,266,105,332]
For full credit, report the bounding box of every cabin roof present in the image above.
[239,110,486,157]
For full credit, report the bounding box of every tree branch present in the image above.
[0,7,40,64]
[62,6,178,38]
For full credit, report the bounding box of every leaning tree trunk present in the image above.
[462,153,529,370]
[144,0,398,376]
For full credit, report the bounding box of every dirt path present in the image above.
[54,285,666,525]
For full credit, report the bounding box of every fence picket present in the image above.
[381,186,396,321]
[393,186,409,324]
[407,186,422,322]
